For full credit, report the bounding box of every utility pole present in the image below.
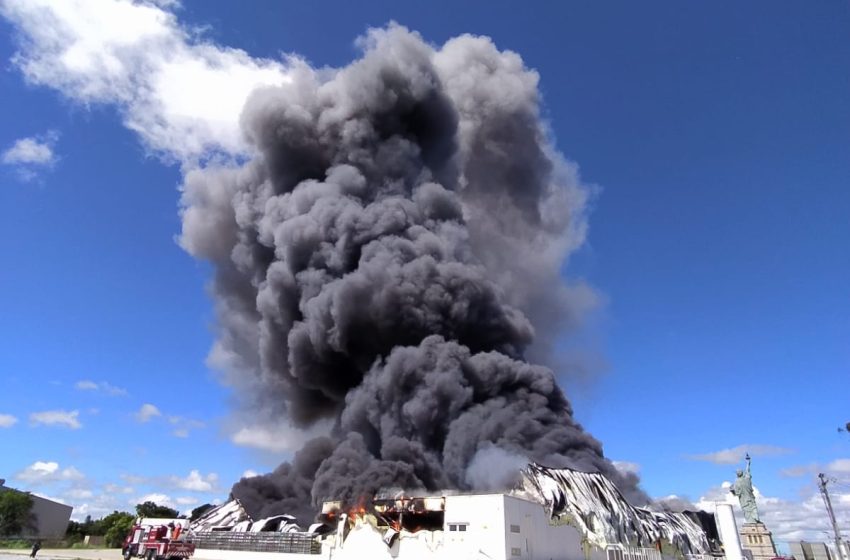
[818,473,847,560]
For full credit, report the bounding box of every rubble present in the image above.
[518,463,712,555]
[189,464,721,559]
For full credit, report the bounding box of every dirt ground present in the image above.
[0,550,224,560]
[0,550,123,560]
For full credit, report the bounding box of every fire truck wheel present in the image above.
[145,549,155,560]
[122,549,131,560]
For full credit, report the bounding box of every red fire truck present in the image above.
[122,518,195,560]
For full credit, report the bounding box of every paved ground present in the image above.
[0,550,122,560]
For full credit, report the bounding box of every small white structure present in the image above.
[715,503,743,560]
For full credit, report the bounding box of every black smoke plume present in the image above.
[179,25,643,522]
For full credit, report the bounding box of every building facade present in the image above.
[0,479,73,538]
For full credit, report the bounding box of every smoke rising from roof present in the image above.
[178,24,643,520]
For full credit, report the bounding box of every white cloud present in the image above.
[133,493,173,509]
[0,414,18,428]
[779,459,850,478]
[1,132,59,182]
[135,403,161,422]
[2,135,56,165]
[169,470,218,492]
[30,409,82,429]
[67,482,140,521]
[70,502,115,521]
[687,444,794,465]
[826,458,850,473]
[167,415,205,438]
[75,380,128,396]
[0,0,291,163]
[231,421,331,453]
[175,496,199,506]
[32,491,66,504]
[65,488,94,500]
[103,483,135,495]
[695,481,850,546]
[121,473,147,485]
[15,461,85,485]
[241,469,259,479]
[779,463,819,478]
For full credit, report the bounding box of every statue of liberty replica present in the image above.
[730,453,776,560]
[730,453,759,523]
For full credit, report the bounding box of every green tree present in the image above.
[65,519,85,542]
[0,490,35,536]
[135,502,179,519]
[102,512,135,548]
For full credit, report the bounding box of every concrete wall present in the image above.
[790,541,835,560]
[193,550,318,560]
[445,493,605,560]
[29,493,73,537]
[502,494,599,560]
[0,485,73,538]
[444,494,508,559]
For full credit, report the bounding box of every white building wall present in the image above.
[329,494,594,560]
[196,493,664,560]
[444,494,509,559]
[502,494,604,560]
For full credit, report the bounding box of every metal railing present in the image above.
[191,531,321,555]
[607,544,663,560]
[686,554,717,560]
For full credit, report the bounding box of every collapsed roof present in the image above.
[193,463,716,557]
[191,497,304,534]
[191,498,250,532]
[517,463,711,555]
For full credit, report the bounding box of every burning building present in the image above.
[176,22,727,560]
[189,463,724,560]
[185,21,643,522]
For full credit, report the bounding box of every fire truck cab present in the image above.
[122,518,194,560]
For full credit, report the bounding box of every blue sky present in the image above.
[0,0,848,545]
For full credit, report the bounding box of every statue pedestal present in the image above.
[739,523,777,560]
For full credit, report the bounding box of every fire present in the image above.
[347,497,369,522]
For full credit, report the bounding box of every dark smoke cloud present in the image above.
[179,24,644,520]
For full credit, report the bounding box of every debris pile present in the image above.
[518,463,711,555]
[190,498,301,533]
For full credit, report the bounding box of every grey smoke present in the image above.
[652,496,699,514]
[179,24,644,520]
[465,444,529,491]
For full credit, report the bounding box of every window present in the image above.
[448,523,468,532]
[459,524,467,532]
[510,524,521,533]
[511,547,522,556]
